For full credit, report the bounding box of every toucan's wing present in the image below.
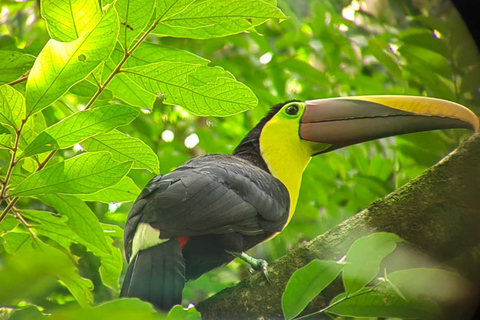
[124,154,289,261]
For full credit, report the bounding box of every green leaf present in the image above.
[118,42,210,67]
[10,152,133,197]
[167,305,202,320]
[0,133,13,149]
[78,176,141,203]
[104,58,156,109]
[282,259,344,320]
[37,195,111,253]
[41,0,102,42]
[82,130,159,173]
[154,0,286,39]
[48,298,164,320]
[328,286,440,319]
[123,62,258,116]
[26,4,118,117]
[2,233,94,307]
[343,232,402,295]
[368,38,403,80]
[156,0,195,20]
[398,45,451,79]
[116,0,155,50]
[23,105,139,157]
[18,112,47,152]
[0,51,35,85]
[398,28,448,58]
[39,194,123,289]
[0,214,19,235]
[70,78,114,100]
[0,85,26,130]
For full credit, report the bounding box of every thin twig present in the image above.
[7,73,29,86]
[0,197,19,223]
[0,121,26,202]
[83,15,163,110]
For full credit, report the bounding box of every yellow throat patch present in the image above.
[259,102,329,226]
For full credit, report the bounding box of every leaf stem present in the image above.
[0,121,26,202]
[83,17,162,110]
[0,197,19,223]
[0,149,56,223]
[7,73,29,86]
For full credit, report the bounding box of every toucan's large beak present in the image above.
[300,96,479,155]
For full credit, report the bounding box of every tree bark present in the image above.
[196,133,480,320]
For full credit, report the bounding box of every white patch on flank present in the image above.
[131,223,168,262]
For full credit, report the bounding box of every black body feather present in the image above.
[121,103,294,310]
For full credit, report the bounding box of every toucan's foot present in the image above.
[227,251,270,284]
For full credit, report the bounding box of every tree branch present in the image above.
[197,133,480,319]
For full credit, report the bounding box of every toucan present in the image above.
[119,96,478,310]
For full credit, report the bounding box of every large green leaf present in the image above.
[116,0,155,50]
[78,176,141,203]
[156,0,195,20]
[82,129,160,173]
[39,194,123,289]
[154,0,286,39]
[282,259,344,320]
[26,4,118,117]
[115,42,209,67]
[41,0,102,42]
[123,62,257,116]
[343,232,402,295]
[104,58,156,109]
[2,232,94,307]
[0,85,26,130]
[10,152,133,197]
[23,105,139,157]
[0,51,35,85]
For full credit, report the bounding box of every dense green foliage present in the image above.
[0,0,478,319]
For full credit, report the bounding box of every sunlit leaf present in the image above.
[343,233,402,295]
[0,133,13,149]
[82,129,160,173]
[78,176,141,203]
[116,0,155,50]
[156,0,195,20]
[0,85,26,130]
[282,259,344,319]
[154,0,286,39]
[23,105,139,157]
[26,4,118,116]
[123,62,258,116]
[0,51,35,85]
[41,0,102,42]
[104,58,156,109]
[10,152,133,196]
[117,42,210,67]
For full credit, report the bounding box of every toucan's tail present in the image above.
[120,238,186,310]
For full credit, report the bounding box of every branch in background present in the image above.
[197,133,480,320]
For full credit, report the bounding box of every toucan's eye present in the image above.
[285,104,299,115]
